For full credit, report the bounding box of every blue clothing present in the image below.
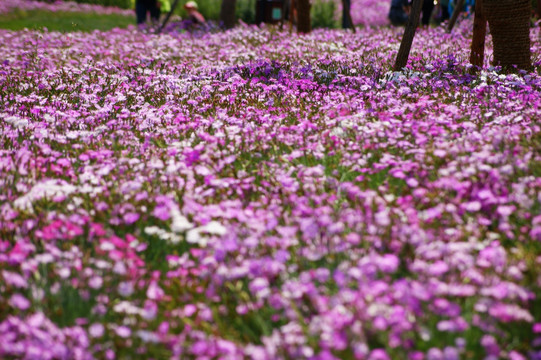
[389,0,410,25]
[391,0,409,6]
[448,0,475,16]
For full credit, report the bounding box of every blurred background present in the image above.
[2,0,540,32]
[50,0,391,28]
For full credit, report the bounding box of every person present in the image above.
[136,0,161,25]
[434,0,451,23]
[448,0,475,17]
[389,0,435,27]
[421,0,435,26]
[389,0,411,26]
[184,1,205,26]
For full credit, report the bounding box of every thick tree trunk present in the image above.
[469,0,486,68]
[342,0,355,33]
[484,0,531,71]
[393,0,422,71]
[446,0,465,32]
[220,0,237,29]
[296,0,311,33]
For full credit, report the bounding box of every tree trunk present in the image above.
[393,0,422,71]
[220,0,237,29]
[469,0,486,68]
[446,0,465,32]
[289,0,295,32]
[484,0,531,71]
[342,0,355,33]
[296,0,311,33]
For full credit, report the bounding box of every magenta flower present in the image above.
[9,294,30,310]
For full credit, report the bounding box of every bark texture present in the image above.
[484,0,531,71]
[296,0,311,33]
[393,0,422,71]
[469,0,486,68]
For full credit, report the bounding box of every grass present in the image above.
[0,8,134,32]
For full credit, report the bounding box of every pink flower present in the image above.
[152,205,170,221]
[10,293,31,310]
[88,276,103,289]
[184,304,197,317]
[89,323,105,338]
[115,325,131,338]
[146,281,164,300]
[123,212,140,224]
[463,201,481,212]
[2,270,28,288]
[406,178,419,187]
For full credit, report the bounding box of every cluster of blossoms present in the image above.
[1,2,541,359]
[351,0,389,26]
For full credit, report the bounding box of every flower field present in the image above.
[1,3,541,359]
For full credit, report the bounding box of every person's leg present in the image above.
[136,0,147,24]
[149,0,161,23]
[441,3,450,20]
[421,0,435,25]
[389,6,408,25]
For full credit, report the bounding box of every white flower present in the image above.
[186,228,206,246]
[13,179,77,212]
[201,221,227,236]
[170,208,193,233]
[4,115,29,128]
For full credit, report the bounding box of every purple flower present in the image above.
[9,294,30,310]
[427,348,443,360]
[123,212,140,224]
[378,254,400,273]
[509,351,526,360]
[463,201,481,212]
[89,323,105,338]
[115,325,131,338]
[152,205,171,221]
[2,270,27,288]
[146,281,164,301]
[443,347,459,360]
[369,349,390,360]
[88,276,103,289]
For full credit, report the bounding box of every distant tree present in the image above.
[220,0,237,28]
[296,0,311,33]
